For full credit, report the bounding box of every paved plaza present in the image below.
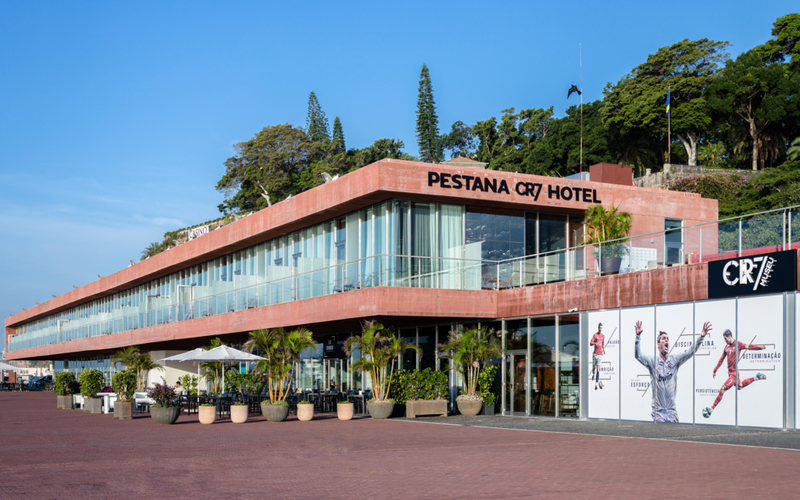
[1,392,799,499]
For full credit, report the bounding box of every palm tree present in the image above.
[582,204,633,258]
[789,137,800,161]
[438,326,501,398]
[140,242,162,261]
[133,353,164,391]
[201,337,224,393]
[111,346,140,370]
[345,320,420,402]
[244,327,315,402]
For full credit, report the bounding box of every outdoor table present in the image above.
[347,394,366,415]
[188,395,232,417]
[96,393,118,414]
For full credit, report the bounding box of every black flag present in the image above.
[568,84,582,99]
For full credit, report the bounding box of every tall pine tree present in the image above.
[416,64,443,163]
[332,116,345,152]
[306,91,330,144]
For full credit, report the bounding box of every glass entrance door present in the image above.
[503,350,527,415]
[323,359,348,391]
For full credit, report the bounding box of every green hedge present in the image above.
[388,368,449,405]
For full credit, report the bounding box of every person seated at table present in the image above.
[174,381,187,396]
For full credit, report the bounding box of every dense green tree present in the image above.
[708,50,800,170]
[416,64,443,163]
[306,91,330,144]
[216,124,317,213]
[602,38,730,166]
[757,13,800,73]
[352,138,415,168]
[332,116,345,153]
[440,121,476,159]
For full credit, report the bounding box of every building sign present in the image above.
[188,225,210,241]
[323,335,347,359]
[708,250,796,299]
[427,171,601,203]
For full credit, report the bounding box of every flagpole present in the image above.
[580,43,583,176]
[667,84,671,165]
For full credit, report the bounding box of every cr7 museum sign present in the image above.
[708,250,797,299]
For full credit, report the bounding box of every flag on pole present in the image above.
[666,87,670,115]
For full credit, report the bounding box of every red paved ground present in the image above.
[1,392,799,499]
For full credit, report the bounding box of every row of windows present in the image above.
[12,199,582,349]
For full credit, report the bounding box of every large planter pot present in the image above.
[199,405,217,424]
[296,403,314,421]
[231,405,249,424]
[114,401,133,420]
[406,399,448,418]
[150,406,181,425]
[57,395,73,409]
[600,256,622,275]
[337,403,354,421]
[457,399,483,416]
[367,401,394,419]
[261,403,289,422]
[83,397,103,414]
[481,403,495,416]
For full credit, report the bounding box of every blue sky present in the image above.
[0,1,796,349]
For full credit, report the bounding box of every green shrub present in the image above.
[111,370,137,402]
[54,372,76,396]
[478,365,499,406]
[388,368,449,405]
[79,369,104,398]
[298,400,311,404]
[233,402,247,406]
[178,374,198,395]
[263,400,289,407]
[338,401,352,404]
[200,403,215,407]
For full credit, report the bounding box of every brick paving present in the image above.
[1,392,799,499]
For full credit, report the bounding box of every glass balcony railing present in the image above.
[10,204,800,352]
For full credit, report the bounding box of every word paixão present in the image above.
[427,172,601,203]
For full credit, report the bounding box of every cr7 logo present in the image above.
[722,256,776,290]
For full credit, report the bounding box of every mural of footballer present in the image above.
[702,329,766,419]
[635,320,711,423]
[590,323,605,390]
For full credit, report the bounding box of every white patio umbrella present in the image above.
[158,348,208,389]
[179,346,264,393]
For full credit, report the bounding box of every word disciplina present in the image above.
[427,171,602,203]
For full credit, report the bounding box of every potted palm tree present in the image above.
[79,369,105,414]
[244,327,315,422]
[55,371,76,409]
[439,325,502,417]
[111,370,137,419]
[583,204,633,275]
[346,320,420,419]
